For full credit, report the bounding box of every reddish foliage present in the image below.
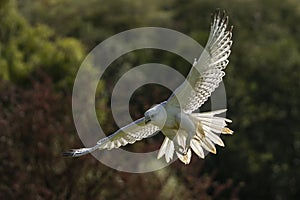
[0,76,239,199]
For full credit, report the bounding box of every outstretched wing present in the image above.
[63,118,160,157]
[167,11,233,113]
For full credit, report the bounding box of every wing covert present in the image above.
[97,117,160,150]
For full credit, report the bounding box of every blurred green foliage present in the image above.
[0,0,299,199]
[17,0,173,49]
[0,0,85,87]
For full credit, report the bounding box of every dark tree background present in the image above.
[0,0,299,199]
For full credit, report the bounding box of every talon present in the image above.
[186,136,192,150]
[180,147,187,155]
[181,146,190,155]
[177,150,186,156]
[179,146,184,152]
[174,144,186,156]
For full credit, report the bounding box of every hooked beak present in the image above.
[144,114,151,124]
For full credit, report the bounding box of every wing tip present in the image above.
[62,147,92,157]
[212,8,225,19]
[62,149,76,157]
[211,9,232,31]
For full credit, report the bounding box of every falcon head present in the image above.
[144,102,167,127]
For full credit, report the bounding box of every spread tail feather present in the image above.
[190,109,233,155]
[157,137,175,163]
[157,109,233,164]
[191,109,233,135]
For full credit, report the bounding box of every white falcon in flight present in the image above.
[64,11,234,164]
